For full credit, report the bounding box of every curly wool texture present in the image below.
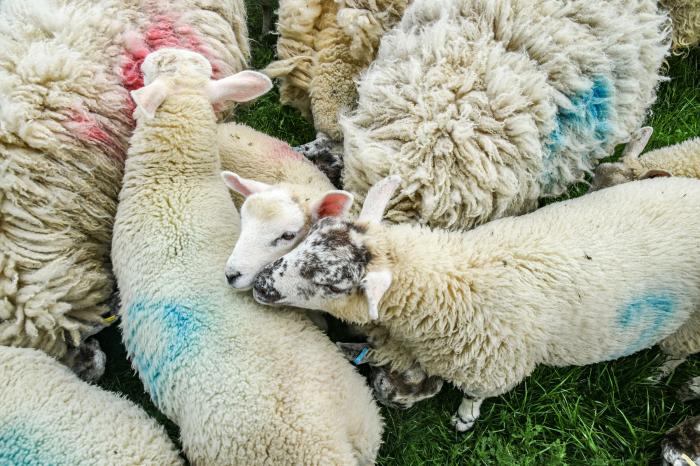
[113,51,383,465]
[266,0,410,140]
[0,346,182,466]
[342,0,671,230]
[0,0,248,361]
[662,0,700,50]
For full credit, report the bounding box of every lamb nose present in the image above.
[225,271,242,285]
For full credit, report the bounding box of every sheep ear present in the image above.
[622,126,653,161]
[363,270,392,321]
[221,171,271,197]
[640,169,671,180]
[336,342,376,365]
[131,79,169,119]
[207,70,273,104]
[358,175,401,224]
[311,190,354,221]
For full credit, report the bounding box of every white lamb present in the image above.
[591,126,700,190]
[0,0,248,376]
[251,175,700,432]
[341,0,670,231]
[112,48,382,465]
[0,345,182,465]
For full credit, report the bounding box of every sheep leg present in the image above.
[369,364,444,409]
[293,133,344,188]
[647,356,687,383]
[261,5,273,37]
[677,377,700,402]
[60,338,107,382]
[451,396,484,432]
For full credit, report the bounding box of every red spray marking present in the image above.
[268,138,303,161]
[65,107,127,161]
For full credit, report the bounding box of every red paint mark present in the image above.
[65,107,126,161]
[268,138,303,161]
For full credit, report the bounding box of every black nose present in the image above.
[252,269,283,304]
[225,271,242,285]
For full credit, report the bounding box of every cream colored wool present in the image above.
[592,136,700,189]
[265,0,410,140]
[341,0,671,231]
[0,0,248,365]
[662,0,700,50]
[113,49,383,465]
[0,346,182,466]
[252,176,700,428]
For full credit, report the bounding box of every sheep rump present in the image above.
[341,0,671,230]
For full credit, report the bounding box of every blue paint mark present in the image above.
[124,300,206,408]
[541,77,612,187]
[0,423,61,465]
[616,294,676,357]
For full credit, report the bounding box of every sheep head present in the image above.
[130,48,272,119]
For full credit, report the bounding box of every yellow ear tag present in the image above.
[103,315,118,324]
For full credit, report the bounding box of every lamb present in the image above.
[112,48,383,465]
[339,0,670,231]
[0,0,248,377]
[264,0,411,141]
[591,126,700,190]
[251,175,700,432]
[0,345,182,465]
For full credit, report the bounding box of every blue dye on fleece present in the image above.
[541,77,612,186]
[124,300,206,408]
[616,294,676,357]
[0,423,61,466]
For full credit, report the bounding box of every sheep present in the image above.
[662,414,700,466]
[112,48,383,465]
[0,345,182,465]
[264,0,411,141]
[591,126,700,190]
[251,175,700,432]
[339,0,670,231]
[662,0,700,51]
[0,0,248,377]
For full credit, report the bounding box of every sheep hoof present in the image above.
[451,414,476,432]
[62,338,107,382]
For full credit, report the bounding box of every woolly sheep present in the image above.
[0,0,248,376]
[264,0,410,141]
[662,0,700,51]
[340,0,670,231]
[591,126,700,190]
[112,48,383,465]
[0,345,182,465]
[662,414,700,466]
[251,175,700,432]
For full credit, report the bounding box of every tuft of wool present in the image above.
[0,0,248,365]
[341,0,671,230]
[266,0,410,140]
[0,346,182,466]
[661,0,700,51]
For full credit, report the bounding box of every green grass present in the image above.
[97,5,700,464]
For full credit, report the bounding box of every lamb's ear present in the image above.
[640,169,671,180]
[363,270,392,321]
[221,171,271,197]
[311,190,354,220]
[358,175,401,224]
[622,126,653,161]
[131,79,169,119]
[336,342,377,365]
[207,70,273,104]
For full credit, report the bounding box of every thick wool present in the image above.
[592,137,700,189]
[112,50,383,465]
[662,0,700,50]
[0,346,182,466]
[0,0,248,364]
[341,0,671,230]
[265,0,410,140]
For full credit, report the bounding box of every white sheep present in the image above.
[112,48,383,465]
[0,345,182,465]
[340,0,670,231]
[661,0,700,51]
[0,0,248,376]
[251,175,700,432]
[591,126,700,190]
[264,0,411,141]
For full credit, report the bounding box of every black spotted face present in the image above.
[252,217,372,311]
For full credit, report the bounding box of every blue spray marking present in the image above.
[615,294,676,357]
[541,76,612,188]
[124,300,206,408]
[353,346,370,365]
[0,423,62,466]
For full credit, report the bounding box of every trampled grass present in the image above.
[97,3,700,464]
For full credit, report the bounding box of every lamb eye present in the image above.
[280,231,296,241]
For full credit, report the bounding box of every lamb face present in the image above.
[590,162,635,190]
[252,217,372,316]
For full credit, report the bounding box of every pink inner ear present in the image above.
[221,172,268,197]
[315,193,351,218]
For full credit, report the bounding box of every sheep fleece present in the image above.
[0,346,182,466]
[341,0,670,230]
[0,0,247,359]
